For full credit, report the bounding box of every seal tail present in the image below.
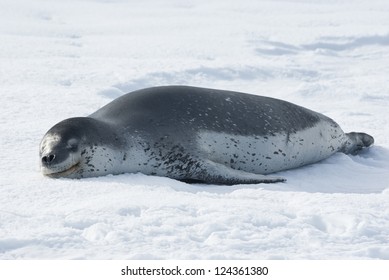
[341,132,374,155]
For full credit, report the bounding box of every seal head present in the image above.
[40,117,126,178]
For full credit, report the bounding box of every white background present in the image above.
[1,260,389,280]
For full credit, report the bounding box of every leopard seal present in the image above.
[39,85,374,184]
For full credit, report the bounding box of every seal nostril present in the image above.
[42,154,56,164]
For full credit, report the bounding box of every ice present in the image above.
[0,0,388,259]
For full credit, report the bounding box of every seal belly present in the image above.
[197,118,346,174]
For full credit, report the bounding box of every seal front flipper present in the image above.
[189,160,286,185]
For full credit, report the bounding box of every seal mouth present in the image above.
[42,162,80,178]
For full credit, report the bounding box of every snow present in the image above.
[1,0,389,259]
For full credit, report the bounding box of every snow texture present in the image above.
[1,0,388,259]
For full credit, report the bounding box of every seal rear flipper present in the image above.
[342,132,374,155]
[189,160,286,185]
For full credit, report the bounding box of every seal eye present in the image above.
[67,138,79,152]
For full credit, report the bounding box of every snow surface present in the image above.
[1,0,389,259]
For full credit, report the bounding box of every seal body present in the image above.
[40,86,374,184]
